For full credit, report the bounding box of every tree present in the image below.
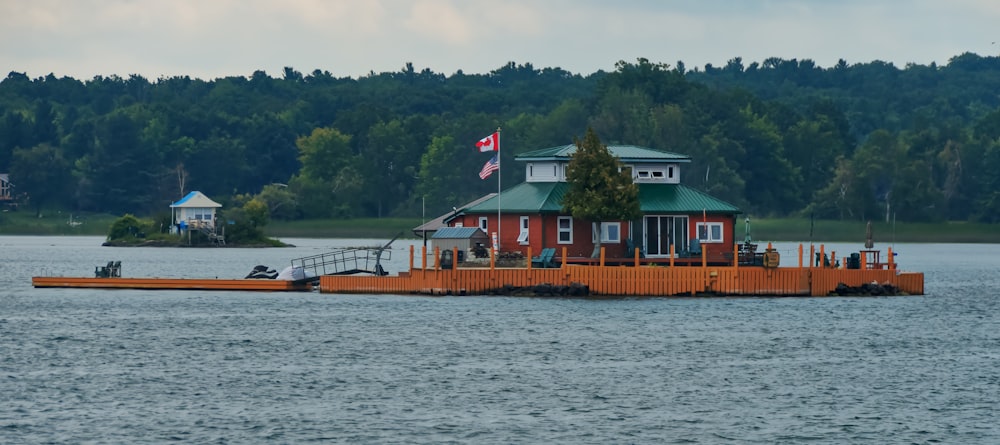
[562,128,640,257]
[10,143,72,216]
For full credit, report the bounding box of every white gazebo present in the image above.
[169,191,222,233]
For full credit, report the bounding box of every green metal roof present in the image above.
[432,227,487,239]
[464,182,567,213]
[515,144,691,164]
[462,182,740,215]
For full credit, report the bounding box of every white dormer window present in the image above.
[526,162,561,182]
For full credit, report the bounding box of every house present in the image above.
[0,173,12,204]
[169,191,222,234]
[443,144,741,260]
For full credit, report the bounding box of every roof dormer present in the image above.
[515,144,690,184]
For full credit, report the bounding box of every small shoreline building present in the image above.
[0,173,14,208]
[169,191,222,235]
[442,144,742,261]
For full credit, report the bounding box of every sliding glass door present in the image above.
[643,215,688,257]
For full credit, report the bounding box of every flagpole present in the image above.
[496,127,501,252]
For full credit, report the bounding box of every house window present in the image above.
[557,216,573,244]
[668,166,675,179]
[592,222,621,243]
[696,222,724,243]
[517,216,529,244]
[479,217,488,232]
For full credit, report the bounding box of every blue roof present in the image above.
[171,191,199,206]
[169,191,222,208]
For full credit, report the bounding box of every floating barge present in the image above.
[31,243,924,297]
[318,244,924,297]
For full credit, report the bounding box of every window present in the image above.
[557,216,573,244]
[696,222,724,243]
[479,217,488,232]
[517,216,529,244]
[592,222,621,243]
[668,166,675,179]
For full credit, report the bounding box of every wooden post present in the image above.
[600,246,606,267]
[798,244,803,269]
[527,246,533,270]
[888,247,894,270]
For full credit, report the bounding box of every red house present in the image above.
[445,144,742,261]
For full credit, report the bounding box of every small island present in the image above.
[102,191,290,247]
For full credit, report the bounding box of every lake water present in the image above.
[1,236,998,444]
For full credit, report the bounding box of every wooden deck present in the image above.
[318,245,925,297]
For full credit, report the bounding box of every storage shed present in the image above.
[432,227,489,262]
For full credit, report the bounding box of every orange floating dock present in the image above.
[32,276,315,292]
[318,244,924,297]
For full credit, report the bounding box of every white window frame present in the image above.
[479,217,488,232]
[696,222,724,243]
[517,216,529,244]
[557,216,573,244]
[592,222,622,243]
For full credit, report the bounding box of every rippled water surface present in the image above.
[2,236,999,443]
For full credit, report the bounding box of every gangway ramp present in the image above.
[291,248,391,277]
[290,233,400,277]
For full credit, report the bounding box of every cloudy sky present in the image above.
[3,0,998,81]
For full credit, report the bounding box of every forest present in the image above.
[2,52,1000,225]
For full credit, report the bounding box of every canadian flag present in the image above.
[476,132,499,152]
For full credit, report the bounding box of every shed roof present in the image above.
[432,227,488,239]
[169,191,222,208]
[516,144,691,164]
[462,182,740,215]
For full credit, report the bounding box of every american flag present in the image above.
[479,154,499,179]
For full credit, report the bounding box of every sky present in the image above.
[2,0,999,81]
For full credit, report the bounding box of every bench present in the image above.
[531,247,557,268]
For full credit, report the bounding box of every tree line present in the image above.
[2,53,1000,224]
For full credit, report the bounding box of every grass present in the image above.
[3,209,998,243]
[265,217,422,239]
[748,218,1000,243]
[0,210,118,236]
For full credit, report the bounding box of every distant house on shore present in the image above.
[1,173,12,203]
[169,191,222,234]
